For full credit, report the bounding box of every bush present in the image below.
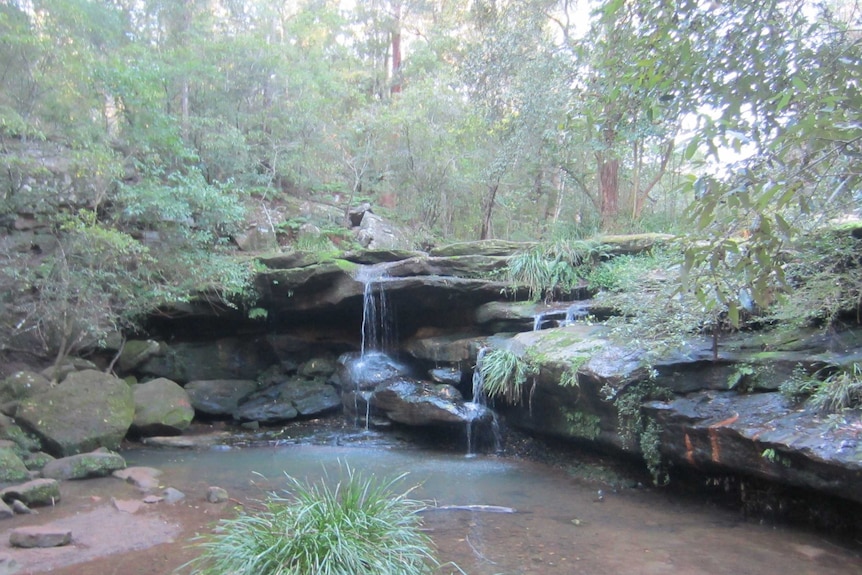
[479,348,535,405]
[182,466,448,575]
[506,239,605,302]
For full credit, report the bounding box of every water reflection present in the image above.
[124,444,862,575]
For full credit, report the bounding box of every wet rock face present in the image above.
[646,391,862,504]
[336,352,413,392]
[371,377,491,427]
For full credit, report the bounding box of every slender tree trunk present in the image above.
[480,182,499,239]
[599,154,619,230]
[390,1,402,95]
[181,80,189,140]
[633,139,674,219]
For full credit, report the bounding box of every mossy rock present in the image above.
[429,239,536,258]
[0,444,29,483]
[41,449,126,480]
[15,370,135,457]
[0,478,61,507]
[23,451,54,471]
[0,413,42,455]
[0,371,51,404]
[131,378,194,436]
[118,339,162,373]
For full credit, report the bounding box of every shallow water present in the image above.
[123,440,862,575]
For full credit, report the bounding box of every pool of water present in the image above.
[123,441,862,575]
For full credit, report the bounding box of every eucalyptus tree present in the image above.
[677,0,862,330]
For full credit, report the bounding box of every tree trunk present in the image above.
[599,154,619,230]
[480,182,499,239]
[390,2,402,95]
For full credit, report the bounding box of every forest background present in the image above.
[1,0,861,365]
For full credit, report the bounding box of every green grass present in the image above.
[808,363,862,413]
[181,465,449,575]
[479,348,535,405]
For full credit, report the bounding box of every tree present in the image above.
[680,0,862,330]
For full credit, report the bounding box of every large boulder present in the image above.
[131,378,194,436]
[355,212,411,250]
[185,379,258,416]
[337,351,413,392]
[403,330,486,363]
[14,370,134,456]
[41,448,126,480]
[371,377,493,428]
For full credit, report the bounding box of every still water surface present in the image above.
[125,442,862,575]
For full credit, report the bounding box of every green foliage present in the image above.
[479,348,536,405]
[680,1,862,331]
[727,363,772,393]
[183,466,446,575]
[564,409,601,440]
[247,307,268,321]
[560,363,584,388]
[596,249,709,355]
[779,363,862,413]
[769,228,862,328]
[610,379,674,485]
[507,240,606,302]
[586,248,676,293]
[760,448,790,467]
[808,364,862,413]
[116,171,246,238]
[5,210,155,369]
[778,364,820,403]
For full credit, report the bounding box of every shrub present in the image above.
[479,348,535,405]
[182,466,447,575]
[507,239,605,302]
[808,363,862,413]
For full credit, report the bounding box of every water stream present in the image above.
[356,263,396,357]
[123,443,862,575]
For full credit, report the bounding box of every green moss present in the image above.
[564,409,601,440]
[0,446,29,482]
[333,258,359,273]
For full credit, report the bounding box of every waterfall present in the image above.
[351,264,398,429]
[563,302,588,326]
[356,264,395,357]
[465,347,501,456]
[471,347,489,406]
[532,313,545,331]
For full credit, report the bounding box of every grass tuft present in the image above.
[181,464,448,575]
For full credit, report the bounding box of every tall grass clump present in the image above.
[479,348,534,405]
[507,239,605,302]
[182,466,447,575]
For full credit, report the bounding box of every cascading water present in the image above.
[471,347,489,407]
[562,302,588,326]
[465,347,501,456]
[349,263,398,428]
[357,264,396,357]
